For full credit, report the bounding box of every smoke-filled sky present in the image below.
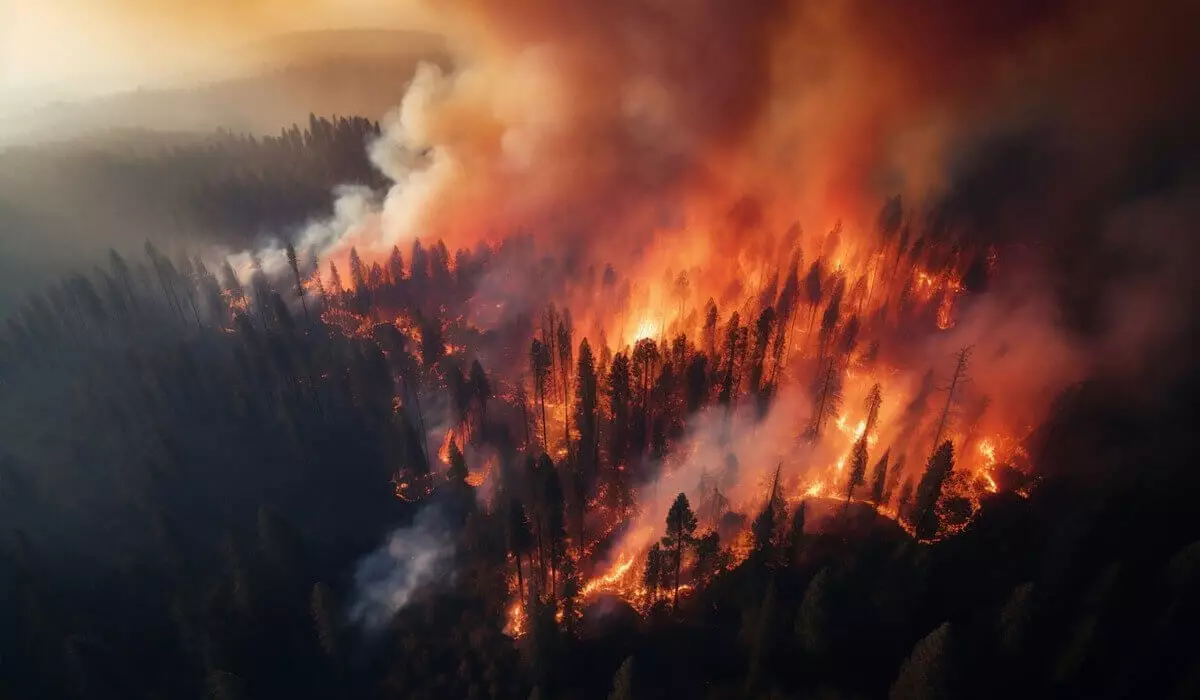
[2,0,1197,346]
[0,0,432,101]
[302,0,1198,308]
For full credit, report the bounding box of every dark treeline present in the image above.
[0,114,385,252]
[2,187,1199,697]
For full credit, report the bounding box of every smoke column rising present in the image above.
[348,506,456,631]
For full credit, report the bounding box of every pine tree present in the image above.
[818,274,846,359]
[694,530,721,583]
[556,318,574,452]
[931,347,972,452]
[796,567,834,656]
[530,339,552,453]
[575,339,599,484]
[772,249,803,375]
[447,441,469,486]
[913,441,955,539]
[348,247,367,291]
[744,582,777,697]
[847,438,869,505]
[703,299,719,358]
[889,622,956,700]
[808,360,843,440]
[644,543,664,607]
[787,502,807,562]
[607,657,634,700]
[607,353,633,479]
[387,245,405,283]
[998,582,1034,659]
[870,450,891,504]
[864,382,884,436]
[327,262,344,296]
[749,306,776,401]
[506,498,534,600]
[663,493,698,609]
[285,242,308,322]
[752,464,785,558]
[803,260,823,354]
[540,458,567,596]
[559,556,581,636]
[896,477,915,522]
[631,338,660,444]
[685,353,709,413]
[470,360,492,425]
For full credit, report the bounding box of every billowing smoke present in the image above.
[218,0,1196,467]
[243,0,1195,357]
[305,2,1188,232]
[348,506,456,631]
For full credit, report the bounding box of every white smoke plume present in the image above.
[348,506,456,631]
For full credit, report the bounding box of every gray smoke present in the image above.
[348,506,456,631]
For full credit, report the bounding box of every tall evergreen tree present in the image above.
[447,441,469,486]
[556,318,574,451]
[931,347,972,452]
[387,245,405,283]
[327,262,344,297]
[752,464,785,557]
[607,352,633,473]
[540,457,567,595]
[913,441,955,539]
[285,242,308,322]
[864,382,884,436]
[803,260,824,354]
[506,498,534,600]
[847,438,869,505]
[530,339,552,453]
[607,657,634,700]
[643,543,664,607]
[662,493,698,609]
[348,247,367,291]
[574,339,599,485]
[808,360,843,440]
[889,622,956,700]
[870,450,891,504]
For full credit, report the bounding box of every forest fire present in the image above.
[290,209,1068,635]
[30,0,1173,661]
[1,0,1196,695]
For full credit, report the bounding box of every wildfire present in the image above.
[631,317,661,343]
[504,599,525,638]
[437,429,455,464]
[581,552,638,598]
[231,169,1052,638]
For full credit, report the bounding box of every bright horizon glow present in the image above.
[0,0,435,109]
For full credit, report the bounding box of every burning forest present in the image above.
[1,1,1199,699]
[283,202,1048,635]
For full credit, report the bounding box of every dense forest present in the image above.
[1,115,1199,700]
[0,114,385,245]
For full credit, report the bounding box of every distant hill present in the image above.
[0,29,452,145]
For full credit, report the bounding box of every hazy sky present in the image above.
[0,0,433,103]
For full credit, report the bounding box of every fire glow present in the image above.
[208,0,1095,639]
